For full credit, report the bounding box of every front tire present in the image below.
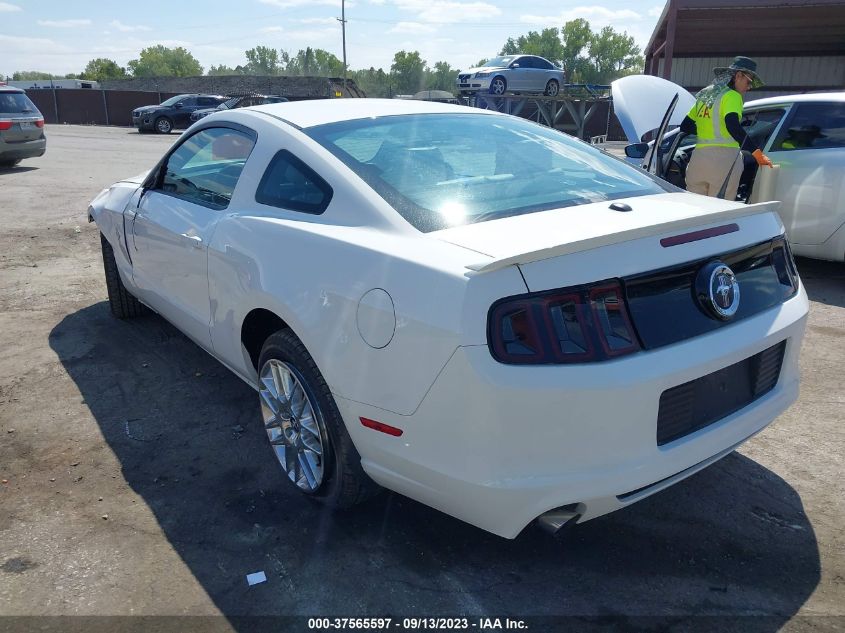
[100,233,145,319]
[257,330,379,508]
[489,76,507,95]
[154,117,173,134]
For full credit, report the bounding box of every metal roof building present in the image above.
[644,0,845,99]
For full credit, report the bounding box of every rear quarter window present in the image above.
[255,150,333,214]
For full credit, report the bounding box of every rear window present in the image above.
[306,113,668,232]
[0,92,39,115]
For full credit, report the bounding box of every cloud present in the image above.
[520,6,642,24]
[296,17,339,25]
[0,2,22,11]
[258,0,342,8]
[109,20,152,32]
[37,18,92,27]
[389,21,436,34]
[392,0,500,23]
[259,26,285,33]
[284,27,338,42]
[648,5,664,18]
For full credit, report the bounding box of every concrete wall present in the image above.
[99,75,359,99]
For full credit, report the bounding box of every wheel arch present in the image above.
[241,307,292,371]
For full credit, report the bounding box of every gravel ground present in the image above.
[0,125,843,632]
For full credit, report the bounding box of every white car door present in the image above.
[763,101,845,246]
[130,126,256,349]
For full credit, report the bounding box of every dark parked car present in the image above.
[132,94,227,134]
[190,94,288,122]
[0,86,46,167]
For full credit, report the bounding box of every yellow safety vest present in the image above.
[688,88,743,149]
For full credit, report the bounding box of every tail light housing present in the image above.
[488,280,641,364]
[35,119,44,128]
[0,120,11,131]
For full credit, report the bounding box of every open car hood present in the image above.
[611,75,696,142]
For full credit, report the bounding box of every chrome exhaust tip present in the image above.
[536,505,581,535]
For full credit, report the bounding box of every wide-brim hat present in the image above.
[714,56,764,89]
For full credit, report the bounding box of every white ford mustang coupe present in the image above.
[89,99,808,538]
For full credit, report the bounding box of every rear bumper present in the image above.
[0,137,46,160]
[338,287,808,538]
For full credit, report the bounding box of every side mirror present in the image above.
[625,143,649,159]
[174,102,184,109]
[510,63,520,68]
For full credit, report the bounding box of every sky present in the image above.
[0,0,666,78]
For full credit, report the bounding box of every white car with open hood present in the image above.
[88,98,807,538]
[614,75,845,262]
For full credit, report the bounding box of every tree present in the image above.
[11,71,57,80]
[500,28,564,66]
[426,61,457,92]
[587,26,643,84]
[284,48,343,76]
[244,46,281,75]
[127,46,203,77]
[81,58,127,82]
[207,64,240,76]
[390,50,426,94]
[350,67,391,97]
[560,19,593,82]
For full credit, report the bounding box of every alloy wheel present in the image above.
[259,359,325,492]
[491,78,506,95]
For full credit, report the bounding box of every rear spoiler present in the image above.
[465,201,782,273]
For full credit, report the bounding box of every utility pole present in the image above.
[337,0,347,95]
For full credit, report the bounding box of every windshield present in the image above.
[307,113,669,232]
[160,94,191,107]
[0,92,38,114]
[483,56,516,68]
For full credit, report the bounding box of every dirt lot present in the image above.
[0,125,843,632]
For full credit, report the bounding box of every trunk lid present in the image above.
[435,192,782,283]
[611,75,696,143]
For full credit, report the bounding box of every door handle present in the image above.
[180,233,203,248]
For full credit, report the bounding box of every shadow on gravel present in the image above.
[50,303,820,631]
[796,257,845,309]
[0,166,39,175]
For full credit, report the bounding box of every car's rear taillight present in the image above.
[35,119,44,128]
[0,120,11,131]
[489,280,641,364]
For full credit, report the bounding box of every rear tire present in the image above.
[100,233,145,319]
[0,159,21,168]
[258,329,380,508]
[544,79,560,96]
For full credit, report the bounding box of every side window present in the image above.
[256,150,333,214]
[159,127,256,209]
[535,58,553,70]
[740,108,787,149]
[771,102,845,151]
[177,97,195,107]
[197,97,218,107]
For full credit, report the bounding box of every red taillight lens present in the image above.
[35,119,44,128]
[0,120,12,131]
[489,281,641,364]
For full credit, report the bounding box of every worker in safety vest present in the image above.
[679,56,773,199]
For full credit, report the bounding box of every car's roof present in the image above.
[746,91,845,108]
[250,98,499,129]
[0,86,25,93]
